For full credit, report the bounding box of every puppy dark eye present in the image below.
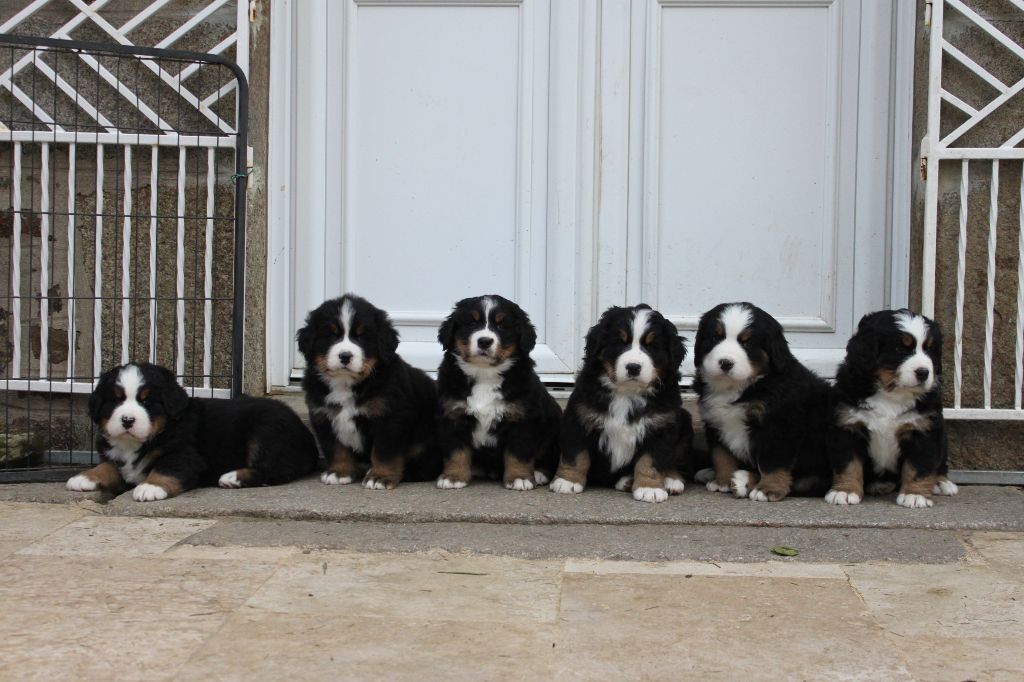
[325,323,339,336]
[923,336,933,351]
[643,331,655,345]
[619,329,629,343]
[471,310,481,322]
[352,325,366,338]
[738,330,752,344]
[715,323,725,339]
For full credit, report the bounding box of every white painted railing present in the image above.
[921,0,1024,420]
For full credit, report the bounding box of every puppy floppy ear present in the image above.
[88,366,121,423]
[845,311,884,369]
[583,309,615,360]
[438,308,457,351]
[926,317,943,376]
[517,311,537,355]
[375,307,400,360]
[765,317,793,373]
[154,364,190,419]
[661,316,687,370]
[296,322,314,357]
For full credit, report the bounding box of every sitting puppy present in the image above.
[551,304,693,503]
[693,302,830,502]
[435,295,561,490]
[297,294,442,489]
[66,363,318,501]
[826,309,958,508]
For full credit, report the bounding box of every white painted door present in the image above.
[267,0,914,387]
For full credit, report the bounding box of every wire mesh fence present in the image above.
[0,34,248,481]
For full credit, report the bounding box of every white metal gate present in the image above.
[921,0,1024,420]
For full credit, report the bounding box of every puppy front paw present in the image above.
[132,483,169,502]
[218,470,243,488]
[362,471,400,490]
[664,477,685,495]
[706,480,730,493]
[694,467,716,484]
[825,489,862,505]
[933,478,959,496]
[633,486,668,503]
[505,477,535,491]
[533,470,550,486]
[896,493,933,508]
[437,476,468,490]
[66,474,98,492]
[550,477,584,494]
[614,476,633,492]
[321,472,354,485]
[730,470,753,498]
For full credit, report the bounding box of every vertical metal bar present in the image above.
[121,145,132,364]
[176,147,186,380]
[232,67,249,398]
[1016,164,1024,410]
[66,143,76,380]
[93,143,104,378]
[10,142,21,379]
[921,0,944,317]
[149,145,158,363]
[39,143,50,377]
[203,147,214,388]
[984,160,999,409]
[954,160,968,409]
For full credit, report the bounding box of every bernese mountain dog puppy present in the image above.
[434,295,561,490]
[693,302,831,502]
[297,294,442,489]
[550,304,693,503]
[66,362,318,501]
[825,309,958,508]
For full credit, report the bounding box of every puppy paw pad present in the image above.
[633,486,668,503]
[132,483,168,502]
[66,474,98,492]
[614,476,633,492]
[825,489,861,506]
[550,477,583,494]
[436,477,467,490]
[694,467,716,484]
[896,493,933,509]
[320,472,353,485]
[664,477,686,495]
[506,477,535,491]
[218,471,243,488]
[933,480,959,496]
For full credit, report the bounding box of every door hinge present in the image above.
[924,0,934,28]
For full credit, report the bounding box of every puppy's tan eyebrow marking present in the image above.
[644,331,655,345]
[495,312,506,324]
[138,387,150,401]
[901,333,914,348]
[715,322,725,337]
[922,336,933,350]
[113,386,126,400]
[619,329,629,343]
[471,310,481,322]
[738,329,752,343]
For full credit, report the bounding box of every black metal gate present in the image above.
[0,34,248,481]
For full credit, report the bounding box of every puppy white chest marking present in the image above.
[458,359,514,449]
[700,388,752,463]
[838,391,927,475]
[599,393,648,473]
[325,378,366,454]
[104,440,146,484]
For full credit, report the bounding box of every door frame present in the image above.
[265,0,915,391]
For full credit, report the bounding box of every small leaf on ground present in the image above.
[771,546,799,557]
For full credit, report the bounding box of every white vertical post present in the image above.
[149,145,158,362]
[66,143,77,379]
[39,143,50,378]
[121,145,132,364]
[176,147,186,380]
[203,147,214,388]
[954,160,968,409]
[921,0,944,318]
[983,160,999,410]
[1016,164,1024,410]
[10,142,21,379]
[93,144,104,378]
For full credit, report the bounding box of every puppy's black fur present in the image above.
[553,304,693,501]
[693,302,830,501]
[435,295,561,490]
[297,294,441,489]
[69,362,317,500]
[826,309,954,507]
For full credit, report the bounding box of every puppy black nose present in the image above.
[915,367,930,383]
[121,416,135,429]
[477,337,494,350]
[625,363,642,377]
[338,351,353,366]
[719,358,734,372]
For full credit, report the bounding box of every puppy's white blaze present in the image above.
[614,475,633,492]
[633,486,668,503]
[218,470,242,488]
[694,467,715,484]
[132,482,168,502]
[730,469,752,498]
[437,477,467,490]
[467,296,499,362]
[107,365,154,441]
[614,308,655,387]
[506,477,535,491]
[324,299,366,374]
[550,477,583,494]
[664,477,685,494]
[825,489,861,505]
[66,474,98,492]
[934,479,959,496]
[533,470,550,486]
[896,493,933,508]
[702,304,757,385]
[321,471,353,485]
[894,311,935,392]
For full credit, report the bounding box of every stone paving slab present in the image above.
[90,478,1024,531]
[182,519,970,563]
